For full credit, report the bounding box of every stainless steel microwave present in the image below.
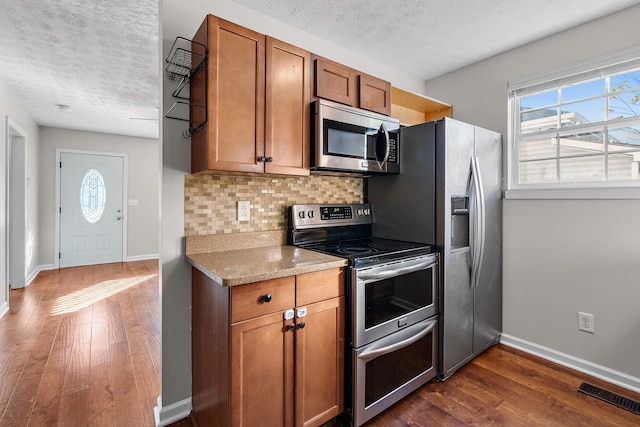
[312,99,401,173]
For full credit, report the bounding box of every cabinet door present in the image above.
[295,297,345,427]
[231,312,295,427]
[265,38,311,176]
[359,73,391,115]
[314,57,356,106]
[193,15,265,173]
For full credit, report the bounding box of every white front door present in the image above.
[59,152,124,268]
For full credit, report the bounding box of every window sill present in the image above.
[504,186,640,200]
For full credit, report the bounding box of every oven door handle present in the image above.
[358,319,438,361]
[357,257,437,283]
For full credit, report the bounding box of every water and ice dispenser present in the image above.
[450,196,469,249]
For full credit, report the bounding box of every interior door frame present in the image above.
[3,117,28,318]
[54,148,128,269]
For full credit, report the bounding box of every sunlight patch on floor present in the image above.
[51,274,157,315]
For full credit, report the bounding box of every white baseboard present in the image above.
[500,334,640,394]
[0,301,8,319]
[24,264,55,287]
[126,254,159,262]
[154,395,192,427]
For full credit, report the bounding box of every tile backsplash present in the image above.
[185,172,364,235]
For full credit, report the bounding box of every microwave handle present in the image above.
[375,123,390,170]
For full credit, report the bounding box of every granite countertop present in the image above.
[186,245,347,286]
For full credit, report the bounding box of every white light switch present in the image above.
[128,199,139,206]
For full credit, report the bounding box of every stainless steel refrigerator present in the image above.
[368,117,502,380]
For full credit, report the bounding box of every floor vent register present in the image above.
[577,382,640,416]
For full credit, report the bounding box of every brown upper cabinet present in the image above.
[190,15,310,175]
[313,56,392,115]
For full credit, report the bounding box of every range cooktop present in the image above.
[301,237,434,267]
[290,204,434,267]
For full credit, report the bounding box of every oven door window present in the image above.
[365,331,434,407]
[364,267,433,329]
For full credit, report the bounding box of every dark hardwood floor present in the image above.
[0,260,159,426]
[2,260,638,426]
[171,344,640,427]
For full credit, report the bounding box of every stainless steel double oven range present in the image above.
[289,203,439,426]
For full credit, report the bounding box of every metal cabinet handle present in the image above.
[297,321,305,329]
[257,156,266,162]
[286,324,295,331]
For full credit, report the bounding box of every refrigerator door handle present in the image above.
[471,156,486,288]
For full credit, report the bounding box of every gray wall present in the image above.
[425,5,640,380]
[39,127,160,264]
[0,79,40,309]
[160,0,432,411]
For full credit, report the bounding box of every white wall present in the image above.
[425,4,640,384]
[158,0,430,416]
[162,0,425,94]
[0,79,40,314]
[39,127,160,265]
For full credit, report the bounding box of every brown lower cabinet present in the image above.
[192,267,345,427]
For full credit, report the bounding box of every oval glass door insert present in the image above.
[80,168,106,223]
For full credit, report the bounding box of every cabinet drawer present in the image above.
[231,276,295,323]
[296,268,344,307]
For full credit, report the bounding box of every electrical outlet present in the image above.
[237,201,250,221]
[578,312,595,333]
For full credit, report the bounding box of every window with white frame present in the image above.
[508,49,640,193]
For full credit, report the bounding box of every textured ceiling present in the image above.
[0,1,639,140]
[0,0,158,139]
[230,0,640,81]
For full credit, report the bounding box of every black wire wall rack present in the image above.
[164,36,207,137]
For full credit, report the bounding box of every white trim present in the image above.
[125,253,159,262]
[508,45,640,92]
[500,334,640,394]
[154,396,192,427]
[0,301,8,319]
[5,117,28,312]
[24,264,55,287]
[504,186,640,199]
[55,148,129,268]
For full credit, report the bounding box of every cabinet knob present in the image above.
[287,323,296,331]
[298,322,305,329]
[257,156,266,162]
[266,156,273,162]
[261,293,272,303]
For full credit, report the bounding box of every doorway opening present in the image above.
[3,117,28,318]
